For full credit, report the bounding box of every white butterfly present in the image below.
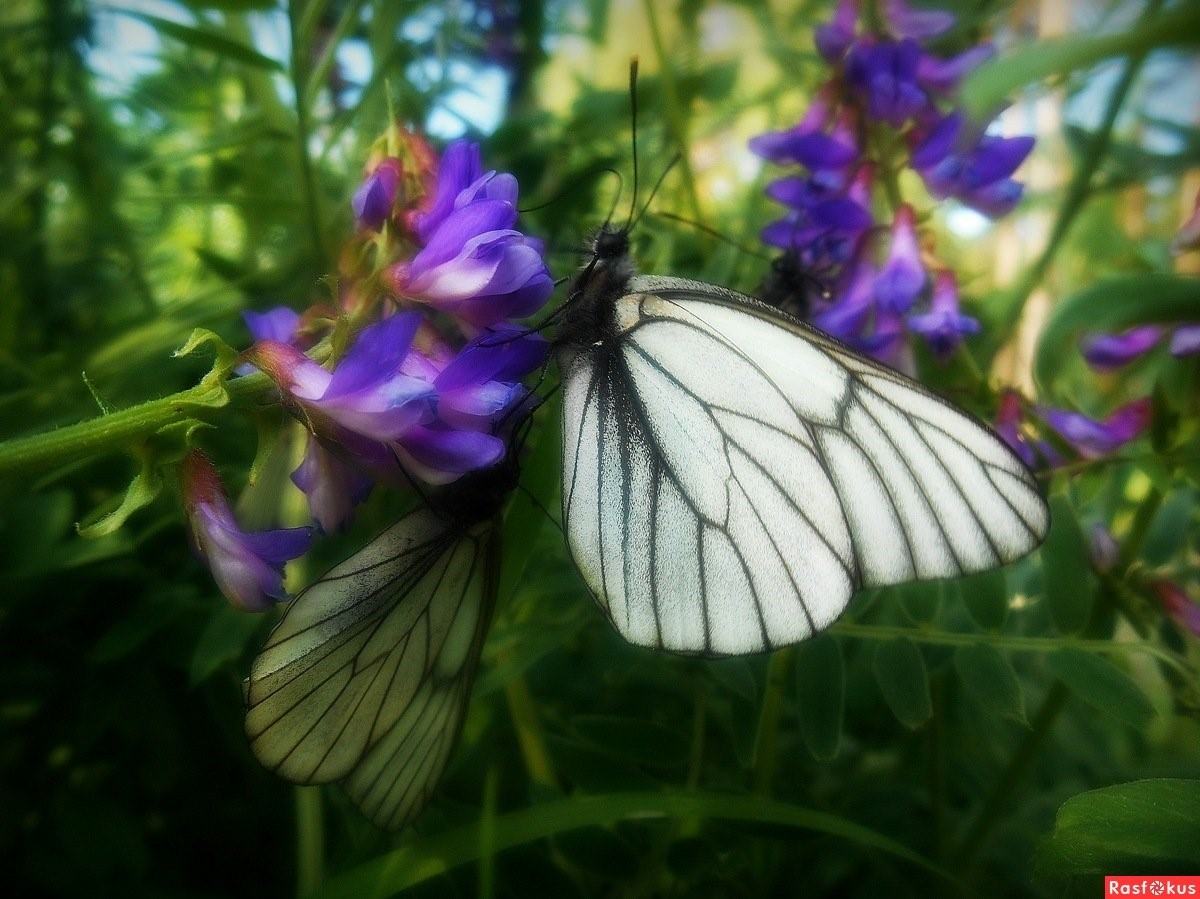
[554,227,1049,657]
[243,466,509,830]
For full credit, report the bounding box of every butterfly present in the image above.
[243,459,516,830]
[552,221,1049,657]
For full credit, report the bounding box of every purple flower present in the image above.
[391,140,552,330]
[1170,324,1200,357]
[883,0,955,40]
[353,158,403,231]
[918,44,995,94]
[244,307,301,344]
[1040,398,1151,458]
[251,313,435,445]
[1150,579,1200,637]
[1080,325,1163,370]
[435,327,548,431]
[845,39,929,126]
[875,204,926,312]
[182,451,312,611]
[995,391,1037,468]
[750,99,862,176]
[815,0,857,61]
[913,114,1034,217]
[907,271,980,357]
[291,437,373,533]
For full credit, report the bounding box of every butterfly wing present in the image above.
[558,275,1048,656]
[245,506,498,830]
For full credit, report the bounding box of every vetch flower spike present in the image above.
[182,451,311,611]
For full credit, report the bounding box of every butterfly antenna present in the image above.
[629,152,681,231]
[388,444,436,516]
[519,166,624,215]
[624,56,640,233]
[518,482,564,535]
[652,209,769,260]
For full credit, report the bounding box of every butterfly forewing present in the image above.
[559,275,1048,657]
[244,506,498,830]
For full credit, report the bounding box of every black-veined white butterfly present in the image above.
[552,224,1049,657]
[243,459,515,830]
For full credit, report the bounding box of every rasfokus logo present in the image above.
[1106,877,1200,896]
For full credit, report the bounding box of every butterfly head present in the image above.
[593,225,630,263]
[758,254,829,321]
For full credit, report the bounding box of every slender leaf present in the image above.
[1040,495,1094,635]
[115,10,285,72]
[795,633,844,760]
[954,643,1026,725]
[317,792,955,898]
[1047,648,1155,728]
[873,638,932,729]
[961,5,1200,118]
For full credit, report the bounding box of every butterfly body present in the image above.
[554,229,1049,657]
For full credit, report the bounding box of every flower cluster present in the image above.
[184,133,551,610]
[750,0,1033,368]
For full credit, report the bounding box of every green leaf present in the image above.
[953,643,1026,725]
[795,634,844,760]
[1047,648,1155,728]
[115,10,285,72]
[316,792,955,898]
[895,581,941,625]
[77,456,162,538]
[1040,495,1095,634]
[1036,779,1200,879]
[189,604,264,686]
[956,569,1009,631]
[1034,274,1200,389]
[872,638,931,729]
[961,5,1200,119]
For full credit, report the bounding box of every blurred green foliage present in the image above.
[1,1,1198,897]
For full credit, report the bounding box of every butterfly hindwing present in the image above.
[560,275,1048,657]
[245,506,497,830]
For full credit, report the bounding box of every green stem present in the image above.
[952,683,1069,866]
[288,0,328,268]
[829,622,1188,677]
[994,1,1159,335]
[641,0,703,221]
[928,675,946,861]
[503,672,558,790]
[751,647,793,796]
[294,786,325,898]
[0,372,273,478]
